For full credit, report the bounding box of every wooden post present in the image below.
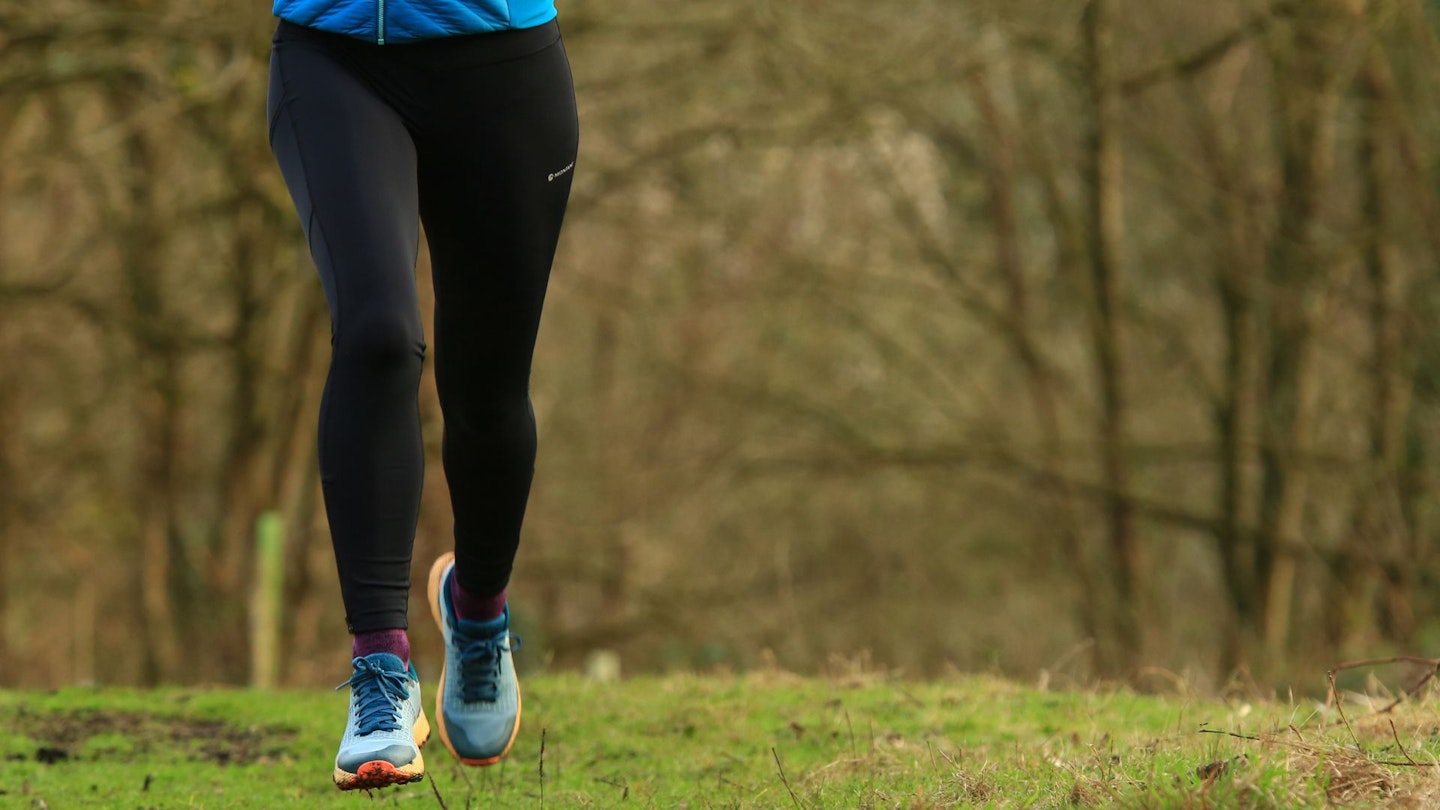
[250,510,285,689]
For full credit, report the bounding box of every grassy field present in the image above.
[4,667,1440,808]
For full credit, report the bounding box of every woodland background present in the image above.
[4,0,1440,690]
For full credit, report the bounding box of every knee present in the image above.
[334,315,426,373]
[445,392,534,440]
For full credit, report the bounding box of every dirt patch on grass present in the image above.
[4,707,297,766]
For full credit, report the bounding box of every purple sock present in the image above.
[352,629,410,664]
[449,575,507,623]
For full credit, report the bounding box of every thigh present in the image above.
[414,36,579,392]
[269,26,424,335]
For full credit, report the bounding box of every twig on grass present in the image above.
[429,773,450,810]
[1203,723,1440,769]
[1198,728,1263,743]
[1329,656,1440,714]
[895,687,924,707]
[805,755,872,779]
[1332,656,1439,671]
[1327,670,1363,752]
[1384,661,1440,713]
[1388,720,1420,768]
[844,707,857,760]
[539,727,547,809]
[595,776,630,800]
[449,760,475,804]
[772,747,806,810]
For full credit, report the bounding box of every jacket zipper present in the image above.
[377,0,386,44]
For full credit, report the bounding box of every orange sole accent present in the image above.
[333,757,426,791]
[428,553,523,767]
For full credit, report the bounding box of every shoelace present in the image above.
[336,657,411,736]
[455,629,523,703]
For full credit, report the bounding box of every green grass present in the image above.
[3,668,1440,808]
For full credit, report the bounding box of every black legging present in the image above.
[267,19,577,633]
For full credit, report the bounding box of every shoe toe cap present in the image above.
[446,712,516,759]
[337,742,418,772]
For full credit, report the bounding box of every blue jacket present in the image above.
[273,0,557,44]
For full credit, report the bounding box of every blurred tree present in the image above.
[6,0,1440,688]
[1081,0,1141,673]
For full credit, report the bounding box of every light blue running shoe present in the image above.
[332,653,431,790]
[427,552,522,766]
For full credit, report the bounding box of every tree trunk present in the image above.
[0,355,15,686]
[1213,200,1263,677]
[271,292,328,684]
[1255,5,1348,667]
[136,358,184,682]
[969,66,1104,676]
[122,123,185,683]
[1181,69,1266,676]
[0,95,23,686]
[215,205,265,617]
[1083,0,1141,672]
[1326,50,1415,651]
[593,309,631,636]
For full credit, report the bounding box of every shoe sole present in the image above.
[428,552,523,767]
[333,712,432,790]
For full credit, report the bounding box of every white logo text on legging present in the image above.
[548,161,574,182]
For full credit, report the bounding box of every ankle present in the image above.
[449,575,507,623]
[353,628,410,664]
